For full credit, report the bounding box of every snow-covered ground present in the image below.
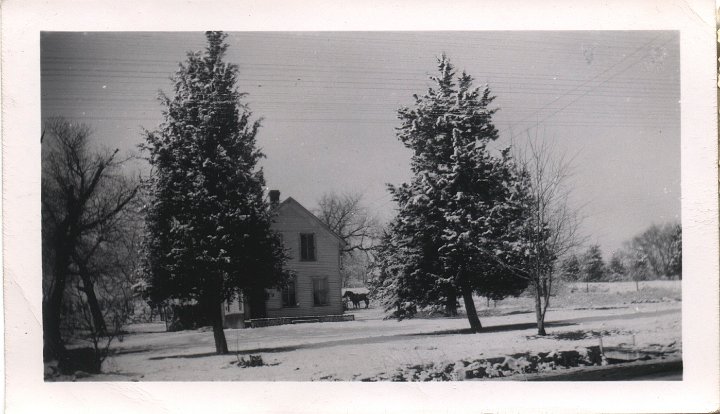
[85,281,681,381]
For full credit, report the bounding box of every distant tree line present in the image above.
[559,222,682,290]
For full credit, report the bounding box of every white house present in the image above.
[223,190,346,328]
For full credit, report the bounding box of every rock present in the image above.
[515,357,531,372]
[501,356,517,371]
[452,361,466,381]
[466,361,482,371]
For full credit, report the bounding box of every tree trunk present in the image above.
[43,241,71,361]
[44,202,83,362]
[43,298,66,361]
[79,271,107,337]
[534,282,547,336]
[460,280,482,333]
[541,276,551,333]
[635,280,639,291]
[445,288,458,316]
[210,301,229,354]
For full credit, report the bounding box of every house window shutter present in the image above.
[313,278,328,306]
[308,234,315,260]
[300,233,316,261]
[282,277,297,307]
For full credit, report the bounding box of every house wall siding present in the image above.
[265,201,343,317]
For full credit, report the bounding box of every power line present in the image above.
[500,33,674,139]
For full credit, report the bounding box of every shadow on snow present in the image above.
[146,322,577,360]
[136,308,679,361]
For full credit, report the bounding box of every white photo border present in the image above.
[2,0,718,413]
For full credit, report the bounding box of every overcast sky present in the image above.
[41,31,680,257]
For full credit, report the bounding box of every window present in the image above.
[282,277,297,307]
[313,278,329,306]
[300,233,316,261]
[225,295,244,313]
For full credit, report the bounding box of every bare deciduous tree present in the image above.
[42,117,139,368]
[513,134,583,335]
[628,222,681,279]
[315,192,382,287]
[315,192,381,254]
[63,193,146,369]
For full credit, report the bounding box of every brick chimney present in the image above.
[269,189,280,206]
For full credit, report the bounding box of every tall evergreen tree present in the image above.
[141,32,288,354]
[374,55,529,332]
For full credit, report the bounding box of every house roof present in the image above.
[275,197,348,247]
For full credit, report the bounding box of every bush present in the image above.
[234,354,266,368]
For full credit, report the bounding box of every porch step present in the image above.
[291,318,320,324]
[247,314,354,328]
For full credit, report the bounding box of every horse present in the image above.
[342,291,369,309]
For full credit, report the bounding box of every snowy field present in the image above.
[82,281,681,381]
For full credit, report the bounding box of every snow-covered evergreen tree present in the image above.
[373,55,529,332]
[608,251,627,281]
[141,32,288,354]
[560,254,581,281]
[581,245,606,291]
